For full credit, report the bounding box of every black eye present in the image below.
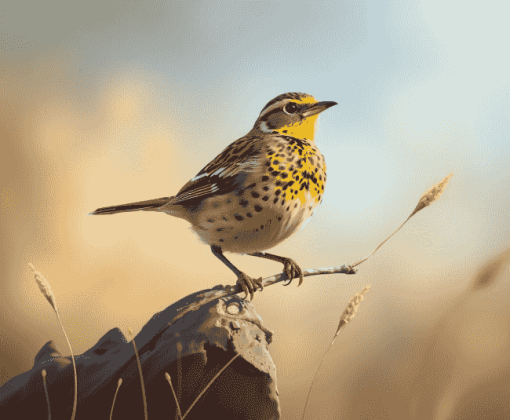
[284,102,298,114]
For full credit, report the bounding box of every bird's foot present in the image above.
[237,273,264,301]
[281,258,304,287]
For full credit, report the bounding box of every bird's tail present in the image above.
[88,196,173,216]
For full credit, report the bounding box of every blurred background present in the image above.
[1,1,509,418]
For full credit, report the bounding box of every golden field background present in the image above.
[1,1,509,418]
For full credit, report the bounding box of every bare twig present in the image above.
[168,265,356,327]
[301,285,371,420]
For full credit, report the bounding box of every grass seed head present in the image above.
[410,173,453,218]
[335,285,371,337]
[29,263,57,311]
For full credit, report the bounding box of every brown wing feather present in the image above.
[171,136,263,206]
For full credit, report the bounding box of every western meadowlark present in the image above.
[89,92,337,300]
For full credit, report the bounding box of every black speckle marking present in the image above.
[281,199,285,205]
[263,186,269,191]
[273,198,279,204]
[247,212,253,218]
[223,216,228,221]
[275,190,281,196]
[239,199,249,207]
[280,172,288,179]
[255,205,263,212]
[282,130,288,133]
[276,181,282,186]
[286,206,290,211]
[278,165,285,171]
[273,160,280,165]
[234,214,244,221]
[246,183,256,189]
[260,225,264,230]
[208,219,214,223]
[262,175,269,182]
[272,171,280,177]
[234,236,239,240]
[219,239,224,242]
[251,191,260,198]
[294,203,298,208]
[262,195,269,201]
[226,199,231,204]
[277,217,282,221]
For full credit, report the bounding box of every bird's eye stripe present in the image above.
[259,107,282,122]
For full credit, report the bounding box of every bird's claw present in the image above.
[236,273,263,301]
[282,258,304,287]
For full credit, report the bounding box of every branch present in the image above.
[169,264,356,326]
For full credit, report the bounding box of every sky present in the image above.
[1,1,509,418]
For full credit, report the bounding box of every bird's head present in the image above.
[251,92,337,141]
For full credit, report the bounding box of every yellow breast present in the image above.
[264,137,326,208]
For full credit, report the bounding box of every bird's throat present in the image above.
[275,114,319,141]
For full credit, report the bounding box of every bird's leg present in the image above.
[210,245,263,301]
[248,252,304,287]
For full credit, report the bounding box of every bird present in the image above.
[89,92,337,300]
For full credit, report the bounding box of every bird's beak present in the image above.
[301,101,338,118]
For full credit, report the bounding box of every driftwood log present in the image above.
[0,265,355,419]
[0,288,279,419]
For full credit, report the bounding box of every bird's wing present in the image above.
[171,136,263,206]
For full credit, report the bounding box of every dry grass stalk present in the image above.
[128,328,148,420]
[109,378,123,420]
[29,264,77,420]
[41,369,51,420]
[301,285,371,420]
[352,173,453,268]
[182,352,243,420]
[165,372,182,420]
